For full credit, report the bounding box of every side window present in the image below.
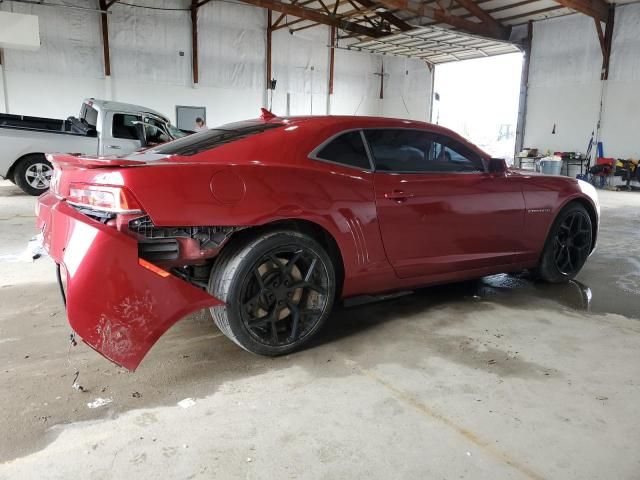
[365,129,484,173]
[364,129,433,172]
[112,113,142,140]
[428,136,485,172]
[314,131,371,170]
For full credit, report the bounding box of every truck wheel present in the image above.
[14,154,53,196]
[208,230,336,356]
[537,203,593,283]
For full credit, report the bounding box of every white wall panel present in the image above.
[523,13,601,154]
[524,4,640,158]
[381,55,431,121]
[198,2,265,90]
[271,27,329,116]
[332,47,381,116]
[109,0,191,86]
[0,0,432,125]
[1,0,104,117]
[600,3,640,158]
[0,11,40,50]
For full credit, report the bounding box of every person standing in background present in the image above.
[195,117,207,132]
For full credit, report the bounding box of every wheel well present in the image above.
[7,152,47,180]
[225,219,345,298]
[564,198,598,252]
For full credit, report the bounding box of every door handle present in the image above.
[384,190,414,202]
[105,145,121,149]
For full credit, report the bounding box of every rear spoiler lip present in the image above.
[46,153,147,169]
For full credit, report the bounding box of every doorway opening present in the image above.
[432,53,523,164]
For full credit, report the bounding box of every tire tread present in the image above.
[208,229,334,354]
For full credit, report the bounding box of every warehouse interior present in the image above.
[1,0,639,477]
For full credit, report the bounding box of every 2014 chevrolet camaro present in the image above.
[36,111,600,370]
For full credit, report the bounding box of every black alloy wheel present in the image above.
[239,247,330,347]
[553,210,592,276]
[209,230,336,355]
[538,203,593,283]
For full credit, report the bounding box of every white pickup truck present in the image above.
[0,99,188,195]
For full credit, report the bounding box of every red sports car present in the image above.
[36,111,600,370]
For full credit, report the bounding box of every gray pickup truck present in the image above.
[0,99,188,195]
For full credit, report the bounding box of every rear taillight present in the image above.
[67,183,143,214]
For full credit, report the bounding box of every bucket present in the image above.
[540,158,562,175]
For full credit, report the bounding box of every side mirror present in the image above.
[488,158,507,174]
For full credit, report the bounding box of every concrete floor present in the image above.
[0,179,639,479]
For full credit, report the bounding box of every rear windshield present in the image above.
[148,121,283,156]
[80,104,99,128]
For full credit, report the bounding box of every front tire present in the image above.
[538,203,593,283]
[208,230,336,355]
[13,154,53,196]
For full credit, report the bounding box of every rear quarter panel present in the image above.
[54,128,388,297]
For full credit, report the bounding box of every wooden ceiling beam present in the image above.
[375,0,511,39]
[552,0,608,22]
[236,0,384,37]
[499,5,563,22]
[98,0,112,77]
[352,0,413,31]
[453,0,505,32]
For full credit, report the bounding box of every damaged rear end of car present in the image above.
[36,153,241,371]
[36,117,328,370]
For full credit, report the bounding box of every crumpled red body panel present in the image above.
[38,194,222,370]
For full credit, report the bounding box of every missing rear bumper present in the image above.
[38,194,223,370]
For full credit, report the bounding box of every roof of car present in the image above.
[270,115,490,158]
[83,98,169,121]
[275,115,457,134]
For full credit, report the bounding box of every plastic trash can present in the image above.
[539,158,562,175]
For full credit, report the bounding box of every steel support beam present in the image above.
[553,0,608,22]
[235,0,384,37]
[376,0,510,40]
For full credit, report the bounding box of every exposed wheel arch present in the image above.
[559,198,598,253]
[537,201,593,283]
[7,152,47,182]
[222,219,345,300]
[12,153,53,196]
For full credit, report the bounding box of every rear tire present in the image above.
[208,230,336,355]
[537,203,593,283]
[13,154,53,196]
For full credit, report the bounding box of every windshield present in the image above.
[148,120,283,156]
[166,123,188,139]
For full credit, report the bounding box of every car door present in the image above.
[101,112,142,155]
[366,128,526,279]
